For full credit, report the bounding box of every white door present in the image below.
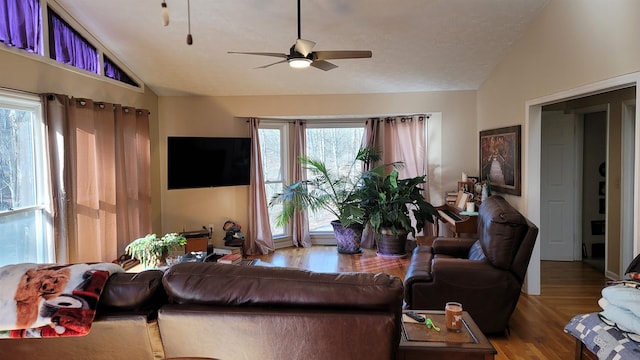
[541,112,578,261]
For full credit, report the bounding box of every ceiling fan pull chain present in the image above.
[186,0,193,45]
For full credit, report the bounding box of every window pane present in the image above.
[0,209,47,266]
[0,91,51,267]
[258,127,285,236]
[0,0,43,55]
[48,8,99,74]
[258,128,282,182]
[104,55,139,87]
[264,182,284,236]
[0,107,36,210]
[306,127,364,232]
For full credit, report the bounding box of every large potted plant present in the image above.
[269,148,380,254]
[125,233,187,268]
[360,167,438,257]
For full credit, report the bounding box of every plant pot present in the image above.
[376,227,408,258]
[331,220,363,254]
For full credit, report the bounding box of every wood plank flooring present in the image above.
[247,245,608,360]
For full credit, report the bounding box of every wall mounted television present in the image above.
[167,136,251,189]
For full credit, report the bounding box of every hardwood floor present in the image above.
[247,245,608,360]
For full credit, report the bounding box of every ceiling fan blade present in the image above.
[228,51,288,59]
[256,59,288,69]
[310,60,338,71]
[294,39,316,57]
[313,50,372,61]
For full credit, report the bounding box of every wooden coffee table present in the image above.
[397,310,496,360]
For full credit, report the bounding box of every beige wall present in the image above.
[477,0,640,283]
[158,91,477,242]
[478,0,640,208]
[0,48,161,240]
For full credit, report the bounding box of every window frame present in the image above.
[258,120,290,242]
[304,120,366,243]
[258,118,366,245]
[0,89,53,265]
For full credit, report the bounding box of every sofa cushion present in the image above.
[162,262,403,313]
[98,270,165,313]
[478,195,528,270]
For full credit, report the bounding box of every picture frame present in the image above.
[479,125,522,196]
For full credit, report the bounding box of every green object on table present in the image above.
[425,318,440,332]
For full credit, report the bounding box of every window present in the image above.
[48,8,99,74]
[0,90,52,266]
[0,0,42,54]
[258,120,365,240]
[104,55,139,87]
[305,123,364,232]
[258,123,288,237]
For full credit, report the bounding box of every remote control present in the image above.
[405,311,425,323]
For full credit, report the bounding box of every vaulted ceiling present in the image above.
[54,0,549,96]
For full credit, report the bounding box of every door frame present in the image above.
[574,105,609,263]
[622,100,637,275]
[524,73,640,295]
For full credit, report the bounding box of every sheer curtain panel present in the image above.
[292,120,311,247]
[247,118,275,255]
[382,115,434,237]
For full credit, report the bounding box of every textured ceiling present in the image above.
[54,0,549,97]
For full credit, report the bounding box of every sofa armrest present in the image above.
[431,257,508,283]
[432,238,477,258]
[97,270,166,317]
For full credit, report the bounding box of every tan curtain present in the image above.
[246,118,274,255]
[115,106,152,255]
[360,118,380,249]
[42,94,151,263]
[382,115,433,237]
[292,120,311,247]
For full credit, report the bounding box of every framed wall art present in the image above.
[479,125,521,196]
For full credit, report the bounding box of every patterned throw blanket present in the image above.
[0,262,123,338]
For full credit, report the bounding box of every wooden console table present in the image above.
[397,310,496,360]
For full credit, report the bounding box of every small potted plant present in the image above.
[360,167,438,257]
[125,233,187,268]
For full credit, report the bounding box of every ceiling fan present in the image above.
[228,0,372,71]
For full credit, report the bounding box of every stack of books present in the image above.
[209,246,242,264]
[217,253,242,264]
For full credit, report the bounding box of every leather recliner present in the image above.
[403,195,538,334]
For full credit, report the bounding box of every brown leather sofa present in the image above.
[158,262,404,360]
[0,270,167,360]
[1,262,404,360]
[404,195,538,334]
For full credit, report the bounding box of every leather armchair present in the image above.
[404,195,538,334]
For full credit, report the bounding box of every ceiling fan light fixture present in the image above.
[161,1,169,26]
[288,58,312,69]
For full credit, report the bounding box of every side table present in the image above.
[397,310,496,360]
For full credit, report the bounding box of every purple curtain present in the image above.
[48,10,99,74]
[0,0,42,54]
[104,56,138,87]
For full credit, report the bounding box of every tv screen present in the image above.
[167,137,251,189]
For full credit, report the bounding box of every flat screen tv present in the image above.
[167,137,251,189]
